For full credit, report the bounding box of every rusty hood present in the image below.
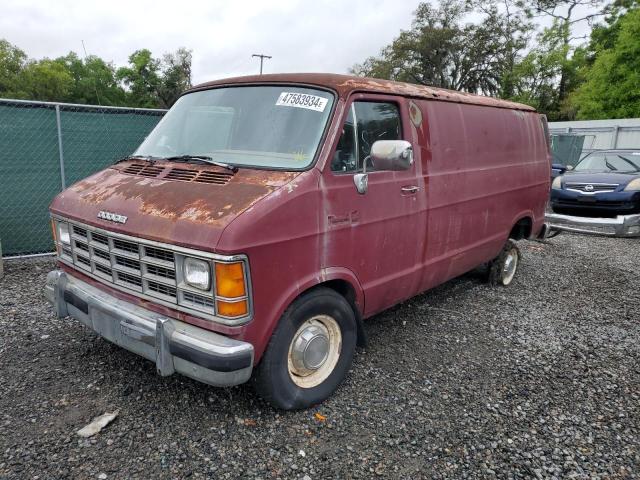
[50,161,300,251]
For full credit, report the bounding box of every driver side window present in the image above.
[331,101,402,173]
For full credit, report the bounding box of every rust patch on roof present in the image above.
[190,73,535,112]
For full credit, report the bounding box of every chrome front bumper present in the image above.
[545,212,640,237]
[45,270,254,386]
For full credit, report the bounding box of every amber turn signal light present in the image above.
[51,219,60,255]
[215,262,246,298]
[216,299,248,317]
[51,219,57,243]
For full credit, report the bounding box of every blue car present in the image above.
[546,149,640,237]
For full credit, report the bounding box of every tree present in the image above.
[157,47,192,108]
[510,25,557,115]
[525,0,608,110]
[57,52,125,106]
[117,47,192,108]
[21,59,74,101]
[471,0,534,99]
[0,39,28,98]
[571,6,640,118]
[0,39,192,107]
[351,0,531,96]
[116,49,161,108]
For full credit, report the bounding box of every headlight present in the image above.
[551,176,563,189]
[624,178,640,191]
[57,222,71,245]
[183,257,211,291]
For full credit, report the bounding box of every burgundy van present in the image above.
[45,74,550,409]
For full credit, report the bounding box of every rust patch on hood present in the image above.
[69,163,298,225]
[51,162,300,250]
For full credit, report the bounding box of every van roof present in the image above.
[190,73,536,112]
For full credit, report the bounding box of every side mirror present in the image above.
[370,140,413,172]
[353,173,368,194]
[352,140,413,195]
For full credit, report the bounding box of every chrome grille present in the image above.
[146,264,176,280]
[62,222,180,303]
[92,232,109,246]
[76,255,90,267]
[73,225,88,237]
[116,271,143,289]
[53,217,253,325]
[114,255,141,271]
[182,291,216,309]
[144,246,174,263]
[95,263,112,276]
[566,182,619,193]
[147,281,177,298]
[113,238,139,254]
[93,249,110,261]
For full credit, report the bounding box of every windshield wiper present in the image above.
[164,155,238,173]
[617,155,640,171]
[605,160,618,171]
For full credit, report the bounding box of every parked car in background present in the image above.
[547,149,640,237]
[551,162,569,180]
[550,133,586,180]
[44,73,550,410]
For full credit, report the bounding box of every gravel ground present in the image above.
[0,233,638,479]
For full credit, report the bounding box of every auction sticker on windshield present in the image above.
[276,92,328,112]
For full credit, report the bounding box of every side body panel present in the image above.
[216,93,429,358]
[415,100,549,291]
[318,93,427,318]
[218,97,549,362]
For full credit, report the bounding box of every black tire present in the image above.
[546,228,562,239]
[487,240,521,286]
[253,287,357,410]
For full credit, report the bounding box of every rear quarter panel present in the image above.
[417,100,549,290]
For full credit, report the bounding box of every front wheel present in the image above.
[253,288,357,410]
[487,240,521,286]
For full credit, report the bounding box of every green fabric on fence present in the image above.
[0,102,164,256]
[60,109,162,185]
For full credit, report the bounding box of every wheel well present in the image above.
[509,217,532,240]
[308,279,367,347]
[321,279,357,306]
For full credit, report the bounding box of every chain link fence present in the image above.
[0,99,166,257]
[549,118,640,160]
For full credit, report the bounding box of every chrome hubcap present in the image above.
[288,315,342,388]
[290,324,330,374]
[502,249,518,285]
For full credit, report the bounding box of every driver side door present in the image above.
[320,93,425,317]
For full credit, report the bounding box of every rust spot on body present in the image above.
[69,162,299,226]
[192,73,535,112]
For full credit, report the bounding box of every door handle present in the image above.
[401,185,419,195]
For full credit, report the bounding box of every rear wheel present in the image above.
[253,287,357,410]
[487,240,521,286]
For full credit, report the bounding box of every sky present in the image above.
[1,0,422,85]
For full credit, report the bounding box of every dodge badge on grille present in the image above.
[98,211,128,224]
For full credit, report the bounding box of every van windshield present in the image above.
[135,86,334,170]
